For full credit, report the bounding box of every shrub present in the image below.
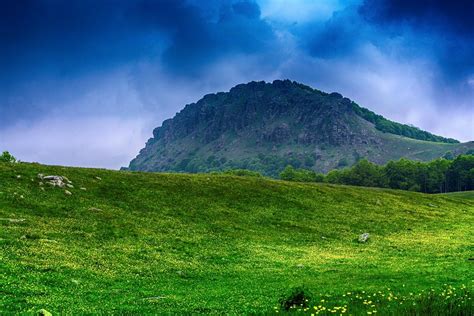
[0,151,16,163]
[280,165,324,182]
[280,286,312,311]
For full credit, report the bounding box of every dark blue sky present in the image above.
[1,0,473,168]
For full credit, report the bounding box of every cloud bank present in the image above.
[1,0,473,168]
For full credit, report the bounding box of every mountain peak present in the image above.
[129,80,468,176]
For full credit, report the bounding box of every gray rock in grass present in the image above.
[358,233,370,243]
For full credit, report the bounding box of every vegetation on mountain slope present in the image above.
[1,162,473,314]
[128,80,473,176]
[281,154,474,193]
[350,102,459,143]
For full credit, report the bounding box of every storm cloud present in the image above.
[0,0,473,168]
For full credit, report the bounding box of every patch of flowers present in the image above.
[276,284,472,315]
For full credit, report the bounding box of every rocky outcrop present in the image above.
[128,80,472,176]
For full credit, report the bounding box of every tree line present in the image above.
[280,154,474,193]
[350,102,459,143]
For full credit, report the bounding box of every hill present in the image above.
[1,162,473,314]
[128,80,474,176]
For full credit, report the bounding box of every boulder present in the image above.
[358,233,370,243]
[40,175,66,188]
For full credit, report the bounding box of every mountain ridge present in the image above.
[129,80,473,176]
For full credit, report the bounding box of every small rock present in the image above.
[40,239,58,243]
[80,187,87,191]
[39,182,44,186]
[71,279,80,285]
[89,207,102,212]
[20,195,24,199]
[38,309,52,316]
[296,264,304,268]
[0,218,26,223]
[358,233,370,243]
[144,296,166,300]
[16,175,21,179]
[66,184,74,189]
[95,176,102,180]
[65,190,72,195]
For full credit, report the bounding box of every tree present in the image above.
[443,151,455,160]
[446,155,474,192]
[342,159,387,188]
[325,169,345,184]
[0,151,16,163]
[383,159,422,191]
[280,165,324,182]
[424,159,450,193]
[280,165,297,181]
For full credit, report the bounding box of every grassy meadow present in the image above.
[0,162,473,314]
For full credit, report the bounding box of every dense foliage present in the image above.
[351,102,459,143]
[280,165,324,182]
[281,155,474,193]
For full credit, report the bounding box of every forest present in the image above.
[280,154,474,193]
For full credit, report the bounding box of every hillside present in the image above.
[1,162,473,314]
[128,80,474,176]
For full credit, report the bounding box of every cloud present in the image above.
[360,0,474,37]
[258,0,358,23]
[0,116,149,169]
[359,0,474,81]
[0,0,473,168]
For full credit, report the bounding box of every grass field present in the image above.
[0,162,473,314]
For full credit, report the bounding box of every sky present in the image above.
[1,0,473,169]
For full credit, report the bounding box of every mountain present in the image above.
[128,80,473,176]
[2,161,473,313]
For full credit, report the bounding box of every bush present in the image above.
[280,165,324,182]
[280,286,312,311]
[0,151,16,163]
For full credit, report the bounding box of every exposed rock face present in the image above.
[128,80,473,176]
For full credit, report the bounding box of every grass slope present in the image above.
[1,162,473,314]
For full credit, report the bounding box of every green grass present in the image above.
[444,191,474,201]
[0,162,473,314]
